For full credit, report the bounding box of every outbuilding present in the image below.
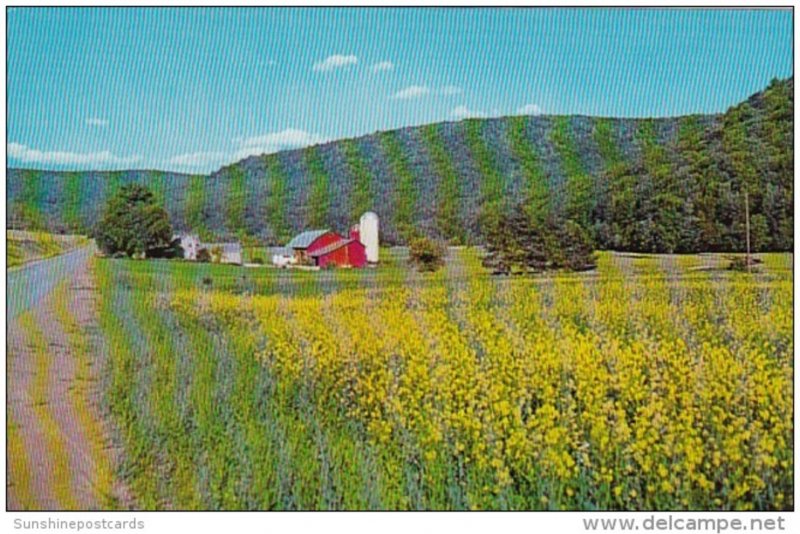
[309,238,367,268]
[282,228,367,268]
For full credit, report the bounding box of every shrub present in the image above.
[196,248,211,263]
[210,245,223,264]
[409,236,445,272]
[251,256,265,265]
[727,256,763,272]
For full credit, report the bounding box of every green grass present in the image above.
[91,250,792,510]
[7,231,88,268]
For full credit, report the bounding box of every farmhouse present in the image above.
[175,234,242,265]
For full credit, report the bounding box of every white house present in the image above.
[176,234,202,260]
[175,234,242,265]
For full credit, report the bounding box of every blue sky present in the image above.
[7,7,793,173]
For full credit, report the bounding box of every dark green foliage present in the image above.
[148,237,185,259]
[62,171,84,232]
[636,120,687,253]
[380,131,418,242]
[185,175,210,240]
[8,201,46,230]
[483,203,595,274]
[551,117,594,231]
[264,156,291,243]
[482,207,548,274]
[552,219,597,272]
[464,119,505,231]
[226,166,247,235]
[305,147,330,229]
[341,140,373,220]
[409,236,445,272]
[508,117,550,224]
[421,124,466,245]
[94,183,173,258]
[149,171,167,206]
[10,170,45,230]
[593,118,623,165]
[590,119,625,247]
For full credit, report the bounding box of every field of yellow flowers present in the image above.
[95,249,793,510]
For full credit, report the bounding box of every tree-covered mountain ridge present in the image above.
[7,77,792,252]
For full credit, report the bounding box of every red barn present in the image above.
[310,239,366,268]
[285,229,367,268]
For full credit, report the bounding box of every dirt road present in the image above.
[7,245,124,510]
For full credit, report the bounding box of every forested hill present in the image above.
[7,77,793,252]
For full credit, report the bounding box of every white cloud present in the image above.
[162,128,327,172]
[86,117,109,127]
[233,128,326,160]
[391,85,462,100]
[439,85,462,95]
[313,54,358,72]
[167,151,227,168]
[239,128,326,150]
[451,105,487,119]
[371,61,394,72]
[8,142,140,167]
[391,85,430,100]
[516,103,543,115]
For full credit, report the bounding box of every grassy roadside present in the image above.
[7,230,89,268]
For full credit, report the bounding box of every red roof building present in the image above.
[309,238,366,268]
[285,228,367,268]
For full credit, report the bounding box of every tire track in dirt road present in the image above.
[7,245,128,510]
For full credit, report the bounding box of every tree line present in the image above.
[7,79,792,260]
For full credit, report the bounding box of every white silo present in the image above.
[359,212,379,264]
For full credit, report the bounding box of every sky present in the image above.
[6,7,793,173]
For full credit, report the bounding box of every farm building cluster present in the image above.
[174,212,379,269]
[174,234,243,264]
[272,212,379,269]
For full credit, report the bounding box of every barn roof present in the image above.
[308,238,363,258]
[286,229,330,249]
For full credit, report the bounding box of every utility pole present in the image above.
[744,188,751,274]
